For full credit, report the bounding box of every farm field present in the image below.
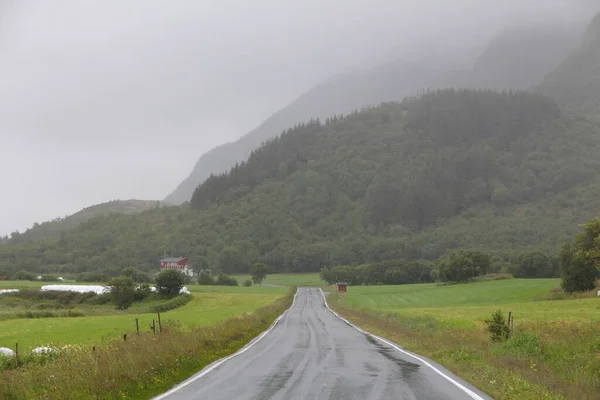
[232,272,322,287]
[0,285,287,353]
[328,278,600,399]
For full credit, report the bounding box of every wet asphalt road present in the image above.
[155,288,491,400]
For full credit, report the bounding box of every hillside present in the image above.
[164,60,467,204]
[3,90,600,277]
[466,23,580,90]
[8,199,161,243]
[538,13,600,113]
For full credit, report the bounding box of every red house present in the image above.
[160,257,194,276]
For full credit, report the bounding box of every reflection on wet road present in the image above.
[155,288,491,400]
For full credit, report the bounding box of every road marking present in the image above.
[152,288,299,400]
[319,288,488,400]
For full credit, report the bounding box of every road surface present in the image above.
[155,288,491,400]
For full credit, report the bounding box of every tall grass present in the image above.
[0,288,295,400]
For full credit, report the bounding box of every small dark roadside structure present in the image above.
[336,282,348,293]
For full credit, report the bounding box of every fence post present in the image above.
[507,311,512,337]
[15,343,19,367]
[135,318,139,335]
[157,313,162,333]
[152,319,156,334]
[123,334,127,342]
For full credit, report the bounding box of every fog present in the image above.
[0,0,597,236]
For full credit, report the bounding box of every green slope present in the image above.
[9,199,162,243]
[2,90,600,277]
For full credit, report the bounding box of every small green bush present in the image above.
[197,272,215,285]
[243,279,252,287]
[484,309,510,342]
[215,274,238,286]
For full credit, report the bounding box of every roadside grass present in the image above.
[232,273,322,287]
[0,286,287,353]
[0,288,296,400]
[328,279,600,400]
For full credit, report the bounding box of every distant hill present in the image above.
[538,13,600,113]
[164,60,468,204]
[466,23,581,90]
[8,199,162,243]
[4,90,600,277]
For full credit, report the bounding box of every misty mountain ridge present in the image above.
[4,90,600,276]
[164,60,469,205]
[166,19,585,205]
[538,13,600,113]
[465,22,581,90]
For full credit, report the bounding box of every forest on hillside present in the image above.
[2,90,600,278]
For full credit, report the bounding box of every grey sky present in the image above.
[0,0,596,236]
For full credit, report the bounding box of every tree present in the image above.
[155,269,184,296]
[442,250,490,282]
[560,218,600,293]
[560,244,597,293]
[250,263,269,285]
[108,276,136,310]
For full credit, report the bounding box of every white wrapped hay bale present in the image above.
[0,347,15,357]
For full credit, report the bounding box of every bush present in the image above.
[243,279,252,287]
[147,294,192,313]
[484,309,510,342]
[13,270,36,281]
[155,270,185,296]
[215,274,238,286]
[197,272,214,285]
[76,271,108,282]
[133,284,153,301]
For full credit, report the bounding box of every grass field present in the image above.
[329,279,600,400]
[0,285,287,353]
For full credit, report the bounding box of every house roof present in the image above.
[160,257,187,263]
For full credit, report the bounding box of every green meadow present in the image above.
[329,278,600,400]
[0,285,287,353]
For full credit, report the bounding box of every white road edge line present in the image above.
[152,288,300,400]
[319,288,487,400]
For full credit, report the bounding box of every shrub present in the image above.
[243,279,252,287]
[215,274,238,286]
[13,270,36,281]
[147,294,192,313]
[484,309,510,342]
[155,270,185,296]
[133,284,153,301]
[76,271,108,282]
[197,272,214,285]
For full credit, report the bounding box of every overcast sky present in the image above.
[0,0,597,236]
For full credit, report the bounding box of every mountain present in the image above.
[166,22,583,206]
[538,13,600,113]
[164,61,468,205]
[4,90,600,277]
[7,199,162,244]
[466,23,581,90]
